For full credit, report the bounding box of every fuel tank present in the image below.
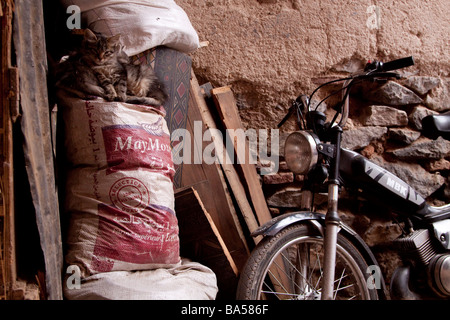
[339,149,426,214]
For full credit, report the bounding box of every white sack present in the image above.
[61,0,200,55]
[64,258,218,300]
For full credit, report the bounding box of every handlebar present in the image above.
[379,56,415,72]
[365,56,415,73]
[279,56,415,130]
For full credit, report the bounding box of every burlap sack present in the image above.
[59,94,181,277]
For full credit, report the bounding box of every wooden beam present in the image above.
[211,86,272,226]
[181,71,252,269]
[210,86,293,296]
[12,0,63,300]
[190,72,262,244]
[1,0,16,300]
[176,186,238,274]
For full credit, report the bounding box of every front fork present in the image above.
[320,127,343,300]
[322,183,341,299]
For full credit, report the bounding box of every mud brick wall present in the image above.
[177,0,449,129]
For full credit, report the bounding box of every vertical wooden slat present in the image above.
[1,0,16,300]
[211,86,273,226]
[13,0,63,300]
[211,86,294,294]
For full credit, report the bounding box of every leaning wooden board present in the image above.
[190,78,262,243]
[211,86,272,226]
[178,72,250,271]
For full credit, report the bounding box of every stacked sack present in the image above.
[60,96,180,277]
[61,0,200,55]
[58,0,217,300]
[59,95,218,300]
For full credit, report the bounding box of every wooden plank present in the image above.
[179,71,251,269]
[220,162,262,244]
[189,72,262,243]
[191,187,238,275]
[1,0,16,300]
[184,81,248,251]
[198,82,262,242]
[207,86,292,294]
[211,86,272,226]
[12,0,63,300]
[176,186,239,299]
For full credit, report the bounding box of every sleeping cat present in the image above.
[56,29,167,106]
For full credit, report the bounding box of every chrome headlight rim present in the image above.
[284,130,319,175]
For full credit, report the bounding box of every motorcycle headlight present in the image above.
[284,131,319,175]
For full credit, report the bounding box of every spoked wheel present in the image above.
[237,223,379,300]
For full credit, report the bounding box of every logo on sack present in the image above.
[102,124,175,178]
[139,119,164,136]
[109,177,150,214]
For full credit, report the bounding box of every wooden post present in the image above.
[1,0,16,300]
[211,86,294,297]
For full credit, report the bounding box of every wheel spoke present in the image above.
[237,224,375,300]
[261,237,369,300]
[279,250,318,295]
[334,267,346,299]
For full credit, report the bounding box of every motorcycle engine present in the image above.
[394,229,438,264]
[393,228,450,298]
[428,254,450,297]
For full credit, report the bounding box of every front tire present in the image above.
[237,223,379,300]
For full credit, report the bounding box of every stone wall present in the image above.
[176,0,450,291]
[177,0,449,129]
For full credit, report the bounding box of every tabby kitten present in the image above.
[56,29,167,107]
[118,45,168,107]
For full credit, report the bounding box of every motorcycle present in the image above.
[236,56,450,300]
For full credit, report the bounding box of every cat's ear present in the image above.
[108,34,121,47]
[84,29,97,42]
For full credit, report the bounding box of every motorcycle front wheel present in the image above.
[237,223,379,300]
